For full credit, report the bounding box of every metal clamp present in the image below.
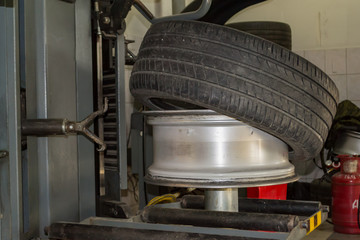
[133,0,212,24]
[22,98,109,151]
[65,98,109,151]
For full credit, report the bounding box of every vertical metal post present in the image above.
[33,1,51,236]
[130,113,146,208]
[95,2,105,196]
[205,188,239,212]
[8,2,22,237]
[0,1,22,239]
[26,1,81,237]
[75,0,96,220]
[23,1,40,238]
[115,33,128,192]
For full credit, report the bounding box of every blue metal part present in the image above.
[0,1,22,239]
[75,0,96,220]
[115,34,128,191]
[24,0,96,238]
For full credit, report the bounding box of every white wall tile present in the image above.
[125,103,135,140]
[325,49,346,75]
[125,65,134,103]
[351,100,360,109]
[293,50,304,58]
[124,34,145,55]
[347,74,360,101]
[347,48,360,74]
[329,75,347,101]
[304,50,326,71]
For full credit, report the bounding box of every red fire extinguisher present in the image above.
[332,155,360,234]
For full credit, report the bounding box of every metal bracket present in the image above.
[100,200,131,218]
[95,0,134,34]
[125,39,136,65]
[66,98,109,151]
[133,0,212,24]
[22,98,109,151]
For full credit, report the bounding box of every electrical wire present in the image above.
[313,158,323,170]
[127,171,139,202]
[146,193,180,206]
[146,188,196,207]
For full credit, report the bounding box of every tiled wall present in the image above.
[295,48,360,106]
[293,48,360,181]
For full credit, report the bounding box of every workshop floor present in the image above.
[304,221,360,240]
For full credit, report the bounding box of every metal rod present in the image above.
[141,207,299,232]
[95,2,105,195]
[204,188,238,212]
[115,33,128,191]
[22,119,66,136]
[181,195,323,216]
[133,0,212,24]
[21,99,108,151]
[133,0,154,22]
[46,222,249,240]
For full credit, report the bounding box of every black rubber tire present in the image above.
[183,1,292,49]
[226,21,292,50]
[181,0,267,25]
[130,21,339,161]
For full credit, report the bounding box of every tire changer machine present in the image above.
[0,0,328,239]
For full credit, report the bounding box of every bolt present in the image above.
[301,222,308,229]
[103,17,111,24]
[111,208,118,216]
[325,160,332,167]
[0,151,8,159]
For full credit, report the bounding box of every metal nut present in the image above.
[102,17,111,24]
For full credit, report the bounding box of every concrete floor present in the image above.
[304,221,360,240]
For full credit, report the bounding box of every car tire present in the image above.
[226,21,292,50]
[130,20,339,161]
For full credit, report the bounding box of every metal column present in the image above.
[115,34,128,192]
[75,0,96,220]
[0,1,22,239]
[24,0,95,238]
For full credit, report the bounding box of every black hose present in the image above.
[141,206,299,232]
[313,158,323,170]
